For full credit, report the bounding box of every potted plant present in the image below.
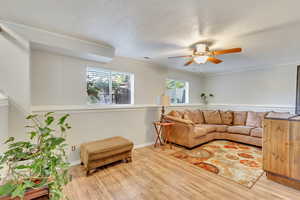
[0,112,71,200]
[200,93,214,105]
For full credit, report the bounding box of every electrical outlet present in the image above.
[71,145,76,151]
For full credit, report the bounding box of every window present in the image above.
[87,67,134,105]
[166,79,189,104]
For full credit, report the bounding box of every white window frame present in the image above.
[87,66,135,105]
[166,78,189,104]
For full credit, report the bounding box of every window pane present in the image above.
[111,72,132,104]
[87,69,110,104]
[166,79,188,104]
[87,67,133,105]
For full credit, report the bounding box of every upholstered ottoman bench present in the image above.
[80,136,133,175]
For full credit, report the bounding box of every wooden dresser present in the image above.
[263,114,300,190]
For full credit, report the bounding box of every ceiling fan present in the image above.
[168,44,242,66]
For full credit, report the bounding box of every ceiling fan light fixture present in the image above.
[193,56,208,64]
[196,44,207,53]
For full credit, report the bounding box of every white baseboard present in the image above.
[134,142,154,149]
[70,160,81,166]
[69,141,154,166]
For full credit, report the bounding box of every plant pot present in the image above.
[0,186,49,200]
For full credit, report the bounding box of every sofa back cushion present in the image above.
[183,109,204,124]
[202,110,222,124]
[220,111,233,125]
[168,110,183,118]
[246,111,268,128]
[266,111,291,119]
[233,111,247,126]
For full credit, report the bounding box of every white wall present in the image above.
[0,94,8,153]
[0,26,31,140]
[204,65,297,107]
[31,50,203,105]
[0,27,31,112]
[31,50,204,162]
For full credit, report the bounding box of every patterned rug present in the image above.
[171,140,263,188]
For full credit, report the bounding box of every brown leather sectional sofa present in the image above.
[164,109,271,148]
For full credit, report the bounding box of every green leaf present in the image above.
[11,184,25,198]
[8,141,31,148]
[15,165,30,169]
[48,137,65,148]
[45,112,54,117]
[39,127,52,136]
[45,116,54,125]
[29,131,37,139]
[58,114,70,125]
[23,180,34,188]
[25,125,35,128]
[26,114,38,120]
[60,126,66,132]
[4,137,15,144]
[65,123,72,129]
[0,183,16,196]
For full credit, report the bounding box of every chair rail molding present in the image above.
[206,103,295,113]
[31,103,294,114]
[31,104,206,114]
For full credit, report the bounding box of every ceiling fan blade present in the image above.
[212,48,242,55]
[168,55,192,59]
[207,57,223,64]
[184,60,194,66]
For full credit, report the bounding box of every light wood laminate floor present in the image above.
[65,145,300,200]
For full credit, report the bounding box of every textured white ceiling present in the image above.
[1,0,300,73]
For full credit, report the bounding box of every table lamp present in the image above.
[160,95,170,122]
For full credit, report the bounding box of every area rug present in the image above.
[171,140,263,188]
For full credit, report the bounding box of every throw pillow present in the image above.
[183,109,204,124]
[220,110,233,125]
[266,111,291,119]
[233,111,248,126]
[202,110,222,124]
[246,111,268,128]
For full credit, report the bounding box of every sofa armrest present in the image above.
[164,115,194,125]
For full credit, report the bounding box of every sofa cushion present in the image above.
[220,111,233,125]
[195,124,216,132]
[193,127,209,138]
[266,111,292,119]
[183,109,204,124]
[233,111,248,126]
[164,115,194,125]
[250,128,263,138]
[227,126,253,135]
[168,110,183,118]
[246,111,268,128]
[202,110,222,124]
[211,124,228,132]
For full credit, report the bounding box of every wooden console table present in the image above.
[263,114,300,190]
[153,122,175,148]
